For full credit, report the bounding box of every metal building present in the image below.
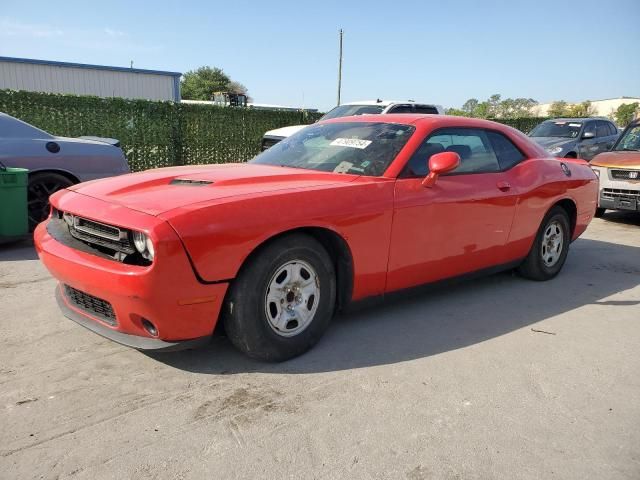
[0,56,181,102]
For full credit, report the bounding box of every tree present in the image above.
[462,98,479,116]
[449,95,539,119]
[227,80,253,102]
[547,101,570,117]
[180,66,250,101]
[568,101,596,118]
[614,102,639,127]
[445,108,466,116]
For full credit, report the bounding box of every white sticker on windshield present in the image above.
[330,138,372,149]
[333,161,354,173]
[568,123,582,127]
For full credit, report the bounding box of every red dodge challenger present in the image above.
[35,115,598,361]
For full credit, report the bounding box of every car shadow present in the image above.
[600,210,640,227]
[0,238,38,261]
[147,237,640,375]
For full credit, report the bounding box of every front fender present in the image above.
[161,180,396,300]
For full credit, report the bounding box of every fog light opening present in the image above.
[142,319,158,337]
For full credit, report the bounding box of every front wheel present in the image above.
[594,207,606,218]
[223,233,336,362]
[28,172,74,230]
[517,206,571,281]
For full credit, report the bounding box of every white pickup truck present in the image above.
[261,99,444,151]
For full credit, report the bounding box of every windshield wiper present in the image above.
[621,147,639,152]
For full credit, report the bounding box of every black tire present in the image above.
[28,172,74,230]
[223,233,336,362]
[594,207,606,218]
[517,206,571,281]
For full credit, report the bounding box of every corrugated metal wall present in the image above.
[0,61,178,101]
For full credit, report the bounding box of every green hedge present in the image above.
[0,90,548,172]
[491,117,548,134]
[0,90,322,172]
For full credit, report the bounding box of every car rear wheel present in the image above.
[594,208,606,218]
[517,206,571,281]
[223,233,336,362]
[28,172,74,231]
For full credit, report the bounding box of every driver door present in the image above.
[386,128,521,292]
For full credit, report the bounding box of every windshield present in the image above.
[529,121,582,138]
[613,125,640,151]
[320,104,385,121]
[251,122,414,176]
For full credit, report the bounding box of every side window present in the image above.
[402,128,500,177]
[387,105,413,114]
[414,105,439,115]
[583,122,596,137]
[596,121,610,138]
[607,122,618,136]
[486,131,526,170]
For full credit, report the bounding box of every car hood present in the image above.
[68,163,359,216]
[591,150,640,168]
[530,136,574,149]
[264,125,308,138]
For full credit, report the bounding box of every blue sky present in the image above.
[1,0,638,111]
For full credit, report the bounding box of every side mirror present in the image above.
[582,131,595,139]
[422,151,460,188]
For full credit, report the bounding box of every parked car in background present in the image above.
[529,117,619,160]
[0,113,129,229]
[590,118,640,216]
[261,100,444,150]
[36,115,597,361]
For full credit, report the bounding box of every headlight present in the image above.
[591,168,600,178]
[547,146,563,155]
[132,231,154,261]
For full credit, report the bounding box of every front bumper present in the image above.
[595,170,640,211]
[55,286,210,351]
[35,192,229,350]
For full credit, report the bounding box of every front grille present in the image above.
[611,169,640,180]
[261,136,283,151]
[602,188,640,200]
[65,214,136,255]
[75,217,121,240]
[63,285,117,326]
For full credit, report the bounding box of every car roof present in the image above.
[342,100,437,107]
[545,117,611,123]
[322,113,519,130]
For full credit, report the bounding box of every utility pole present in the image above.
[337,29,343,106]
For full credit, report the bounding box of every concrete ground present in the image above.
[1,213,639,480]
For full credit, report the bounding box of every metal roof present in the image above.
[0,56,182,77]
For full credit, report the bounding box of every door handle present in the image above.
[497,181,511,192]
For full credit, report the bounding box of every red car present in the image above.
[35,115,598,361]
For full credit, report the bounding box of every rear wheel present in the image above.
[28,172,74,230]
[223,233,336,361]
[517,206,571,281]
[594,207,606,218]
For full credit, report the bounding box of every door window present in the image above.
[414,105,439,114]
[596,121,610,138]
[387,105,414,114]
[402,128,501,177]
[583,122,596,137]
[486,131,526,170]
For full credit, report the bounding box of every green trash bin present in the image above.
[0,164,29,242]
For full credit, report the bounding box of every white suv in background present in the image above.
[261,100,444,150]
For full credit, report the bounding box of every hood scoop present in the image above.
[170,178,213,186]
